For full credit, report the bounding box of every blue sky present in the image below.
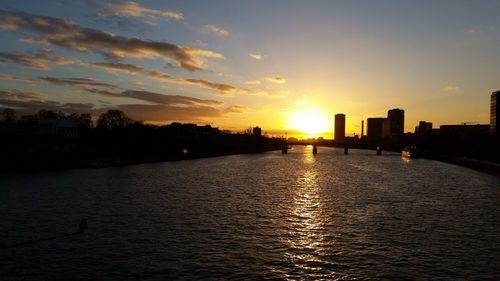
[0,0,499,137]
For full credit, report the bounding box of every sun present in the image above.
[286,108,330,135]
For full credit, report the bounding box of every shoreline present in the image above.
[425,155,500,178]
[0,148,282,174]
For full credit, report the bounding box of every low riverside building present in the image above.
[439,124,490,140]
[367,117,390,142]
[37,118,79,137]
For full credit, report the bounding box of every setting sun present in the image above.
[286,108,330,135]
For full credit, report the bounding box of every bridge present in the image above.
[282,139,386,155]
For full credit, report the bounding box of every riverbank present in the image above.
[0,147,282,174]
[425,155,500,177]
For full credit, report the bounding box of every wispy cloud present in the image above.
[204,25,229,37]
[0,88,94,113]
[0,48,75,70]
[267,76,286,84]
[249,53,262,60]
[87,62,144,73]
[86,61,250,95]
[0,88,47,102]
[293,97,309,105]
[99,1,184,22]
[39,77,115,88]
[244,80,261,85]
[443,84,461,93]
[0,9,222,71]
[89,89,223,106]
[89,89,240,122]
[223,105,246,114]
[194,39,207,47]
[1,73,115,89]
[0,86,241,123]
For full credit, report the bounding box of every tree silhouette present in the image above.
[69,113,93,128]
[97,110,132,129]
[37,110,66,119]
[0,108,16,123]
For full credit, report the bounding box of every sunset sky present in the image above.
[0,0,499,138]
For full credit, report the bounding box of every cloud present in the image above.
[194,39,207,47]
[443,84,461,93]
[267,76,286,84]
[0,88,93,113]
[183,78,249,95]
[89,89,223,106]
[89,89,238,122]
[223,105,245,114]
[0,9,222,71]
[87,61,144,73]
[0,48,75,70]
[18,37,48,44]
[0,88,47,102]
[249,53,262,60]
[99,2,183,22]
[99,2,184,25]
[204,25,229,37]
[86,61,250,95]
[0,86,245,123]
[39,77,115,88]
[1,73,114,90]
[0,73,38,82]
[110,103,224,122]
[244,80,261,85]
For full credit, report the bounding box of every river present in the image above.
[1,146,499,280]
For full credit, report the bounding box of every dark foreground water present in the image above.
[1,146,499,280]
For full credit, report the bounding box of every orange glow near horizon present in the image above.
[285,108,331,137]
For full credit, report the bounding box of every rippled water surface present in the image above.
[1,146,500,280]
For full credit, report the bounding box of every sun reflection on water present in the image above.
[303,145,316,164]
[277,147,334,278]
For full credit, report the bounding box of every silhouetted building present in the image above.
[361,120,364,138]
[387,108,404,137]
[491,91,499,135]
[415,121,433,135]
[440,124,490,138]
[253,126,262,137]
[37,118,79,137]
[367,118,390,141]
[334,113,345,143]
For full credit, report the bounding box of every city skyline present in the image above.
[0,1,499,138]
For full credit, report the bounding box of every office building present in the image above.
[387,108,404,137]
[253,126,262,137]
[334,113,345,143]
[415,121,432,135]
[367,117,390,141]
[440,124,490,140]
[491,91,500,135]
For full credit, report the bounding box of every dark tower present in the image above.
[361,120,364,138]
[334,114,346,143]
[491,91,500,135]
[387,108,405,137]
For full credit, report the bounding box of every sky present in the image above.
[0,0,499,138]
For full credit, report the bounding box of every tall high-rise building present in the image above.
[387,108,405,137]
[253,126,262,137]
[334,113,345,143]
[491,91,499,135]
